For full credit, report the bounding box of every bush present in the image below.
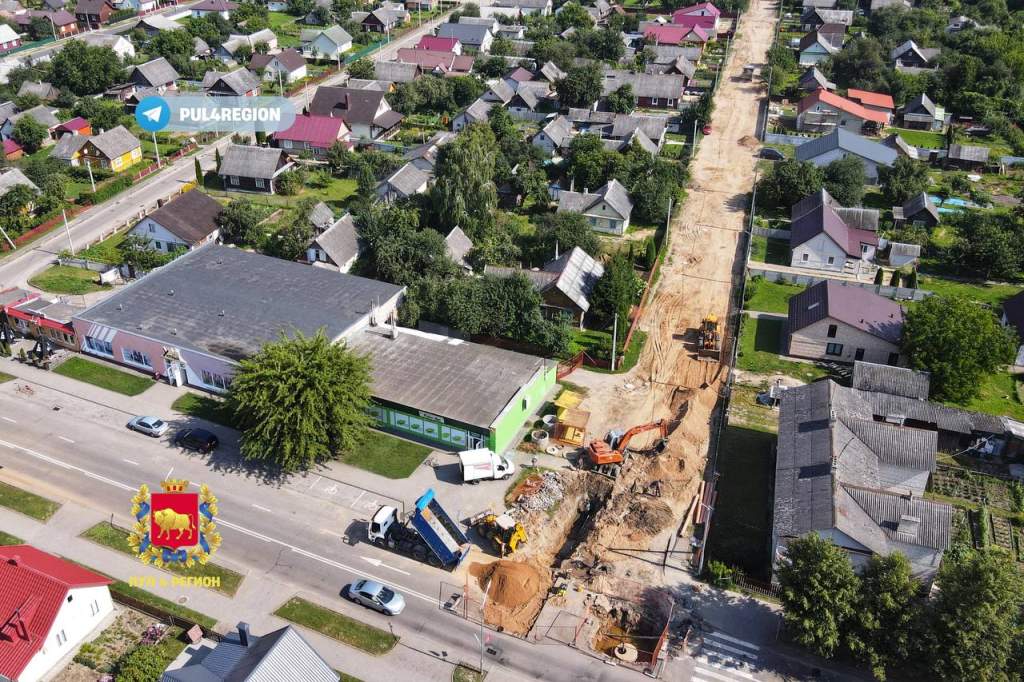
[79,177,133,205]
[113,645,165,682]
[706,560,735,589]
[275,169,305,195]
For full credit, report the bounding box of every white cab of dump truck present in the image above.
[458,448,515,482]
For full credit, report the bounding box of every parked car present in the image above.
[126,415,169,437]
[759,147,785,160]
[346,579,406,616]
[702,124,712,135]
[174,428,219,453]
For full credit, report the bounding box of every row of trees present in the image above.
[757,156,930,209]
[778,534,1024,681]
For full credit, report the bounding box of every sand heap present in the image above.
[470,559,551,636]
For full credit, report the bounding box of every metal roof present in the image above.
[790,201,878,257]
[787,280,903,343]
[948,143,990,162]
[543,246,605,312]
[852,361,930,400]
[795,128,897,167]
[74,244,403,361]
[557,179,633,221]
[437,22,492,46]
[349,327,549,430]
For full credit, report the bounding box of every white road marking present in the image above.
[351,490,365,509]
[58,436,75,443]
[693,667,747,682]
[165,467,174,480]
[123,459,139,466]
[704,640,758,660]
[2,416,16,423]
[362,556,410,575]
[251,503,272,513]
[324,484,338,495]
[705,632,761,651]
[0,437,439,605]
[308,475,321,490]
[695,657,758,682]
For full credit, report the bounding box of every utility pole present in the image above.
[152,131,161,167]
[691,119,697,159]
[479,575,491,677]
[0,225,15,250]
[61,208,75,256]
[85,159,96,193]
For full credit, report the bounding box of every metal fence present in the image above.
[747,267,932,301]
[751,226,791,239]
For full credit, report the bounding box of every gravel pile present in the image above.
[514,472,565,512]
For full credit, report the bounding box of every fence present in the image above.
[134,142,198,182]
[747,266,932,301]
[59,257,112,272]
[763,131,815,146]
[110,590,222,641]
[752,226,791,239]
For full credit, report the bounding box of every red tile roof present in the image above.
[272,114,349,148]
[3,139,22,155]
[0,546,111,681]
[670,14,716,29]
[396,48,474,73]
[799,89,889,125]
[416,35,459,52]
[846,88,895,110]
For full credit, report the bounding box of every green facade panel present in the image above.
[489,363,558,453]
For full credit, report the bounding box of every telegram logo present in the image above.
[135,96,171,133]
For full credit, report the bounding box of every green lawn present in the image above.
[28,265,111,295]
[0,480,61,521]
[918,275,1022,310]
[205,177,358,210]
[172,393,235,427]
[0,371,12,384]
[894,128,946,149]
[81,522,245,597]
[274,597,399,655]
[748,236,789,265]
[340,430,432,479]
[337,673,366,682]
[704,425,777,581]
[745,279,803,314]
[77,231,127,265]
[957,371,1024,421]
[0,530,24,545]
[453,664,487,682]
[736,316,828,381]
[54,357,154,396]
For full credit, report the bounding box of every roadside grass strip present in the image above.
[275,596,399,655]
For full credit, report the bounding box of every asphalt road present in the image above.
[0,382,656,682]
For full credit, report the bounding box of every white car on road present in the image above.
[126,415,169,438]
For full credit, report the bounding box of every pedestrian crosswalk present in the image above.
[692,630,762,682]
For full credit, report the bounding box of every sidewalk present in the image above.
[0,501,462,682]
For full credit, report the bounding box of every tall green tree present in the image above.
[757,159,824,209]
[11,117,47,154]
[529,212,601,263]
[606,84,634,113]
[347,58,375,80]
[847,553,920,681]
[878,156,930,205]
[590,252,642,325]
[927,550,1024,681]
[556,1,593,30]
[554,63,603,108]
[216,199,265,246]
[430,123,497,240]
[902,294,1017,402]
[823,155,866,206]
[117,234,177,275]
[229,331,373,472]
[50,40,125,96]
[357,202,459,285]
[777,535,860,659]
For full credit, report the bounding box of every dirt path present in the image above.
[566,0,781,574]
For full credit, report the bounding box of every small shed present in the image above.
[945,143,990,170]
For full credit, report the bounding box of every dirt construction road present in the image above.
[565,0,779,566]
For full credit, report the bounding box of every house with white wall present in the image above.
[128,190,223,255]
[789,200,878,272]
[0,545,113,682]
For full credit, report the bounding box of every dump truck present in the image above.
[697,314,722,361]
[367,488,470,569]
[458,448,515,483]
[584,420,670,478]
[470,510,527,557]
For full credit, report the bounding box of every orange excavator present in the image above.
[584,420,671,478]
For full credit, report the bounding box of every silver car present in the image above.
[127,415,169,438]
[347,579,406,616]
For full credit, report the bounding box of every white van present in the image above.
[458,448,515,483]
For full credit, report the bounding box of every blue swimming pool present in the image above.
[928,195,978,210]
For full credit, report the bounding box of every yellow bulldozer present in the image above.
[471,511,528,557]
[697,314,722,362]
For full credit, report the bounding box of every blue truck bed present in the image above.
[411,489,470,568]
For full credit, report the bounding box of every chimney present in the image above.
[390,312,397,339]
[238,622,252,647]
[554,239,559,260]
[8,554,19,565]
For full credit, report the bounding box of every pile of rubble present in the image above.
[511,471,565,513]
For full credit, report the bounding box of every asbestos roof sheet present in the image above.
[852,360,930,400]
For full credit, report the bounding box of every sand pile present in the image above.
[469,560,552,635]
[624,498,674,536]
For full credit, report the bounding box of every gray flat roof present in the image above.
[349,328,550,430]
[74,244,404,361]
